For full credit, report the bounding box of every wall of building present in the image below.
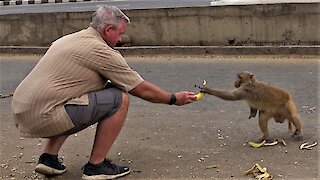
[0,3,319,47]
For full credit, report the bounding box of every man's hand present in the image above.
[130,81,196,105]
[174,91,196,106]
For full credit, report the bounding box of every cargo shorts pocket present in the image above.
[65,104,93,126]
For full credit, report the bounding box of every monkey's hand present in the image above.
[195,80,207,101]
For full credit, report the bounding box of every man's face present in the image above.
[103,19,128,48]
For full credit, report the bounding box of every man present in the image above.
[11,5,196,180]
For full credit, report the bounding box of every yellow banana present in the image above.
[195,92,206,100]
[248,140,266,148]
[195,80,207,101]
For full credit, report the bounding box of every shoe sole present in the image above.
[35,164,67,175]
[81,169,131,180]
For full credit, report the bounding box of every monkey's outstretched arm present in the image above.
[202,86,246,101]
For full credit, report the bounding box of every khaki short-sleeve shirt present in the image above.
[11,27,144,138]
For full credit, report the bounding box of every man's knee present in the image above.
[121,92,129,108]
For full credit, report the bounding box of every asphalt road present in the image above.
[0,55,319,179]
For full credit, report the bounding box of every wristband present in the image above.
[169,94,177,105]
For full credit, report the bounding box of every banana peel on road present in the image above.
[248,140,266,148]
[299,142,318,150]
[248,139,286,148]
[245,163,273,180]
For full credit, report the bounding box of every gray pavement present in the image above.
[0,55,319,179]
[1,46,320,55]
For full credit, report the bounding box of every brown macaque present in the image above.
[201,71,302,142]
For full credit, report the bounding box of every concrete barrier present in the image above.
[0,3,319,47]
[0,0,97,6]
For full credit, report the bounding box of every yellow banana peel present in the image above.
[195,80,207,101]
[255,163,267,173]
[245,163,272,180]
[248,140,266,148]
[248,139,286,148]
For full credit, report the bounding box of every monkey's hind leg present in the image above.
[285,101,303,140]
[291,115,303,140]
[258,111,271,142]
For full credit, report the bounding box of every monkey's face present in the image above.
[235,71,254,88]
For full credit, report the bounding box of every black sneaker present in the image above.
[35,153,67,176]
[82,159,130,179]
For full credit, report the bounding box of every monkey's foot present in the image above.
[258,136,269,142]
[292,131,303,140]
[293,134,303,140]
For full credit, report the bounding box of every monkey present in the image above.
[249,107,287,123]
[201,71,303,142]
[249,106,293,132]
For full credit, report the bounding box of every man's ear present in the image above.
[104,25,113,34]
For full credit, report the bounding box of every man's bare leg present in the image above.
[44,135,68,155]
[89,92,129,164]
[36,135,68,175]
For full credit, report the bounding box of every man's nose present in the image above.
[119,36,123,43]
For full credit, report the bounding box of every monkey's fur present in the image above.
[201,71,303,141]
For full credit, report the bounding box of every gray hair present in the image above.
[90,6,130,32]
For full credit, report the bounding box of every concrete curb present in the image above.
[0,0,96,6]
[0,46,319,56]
